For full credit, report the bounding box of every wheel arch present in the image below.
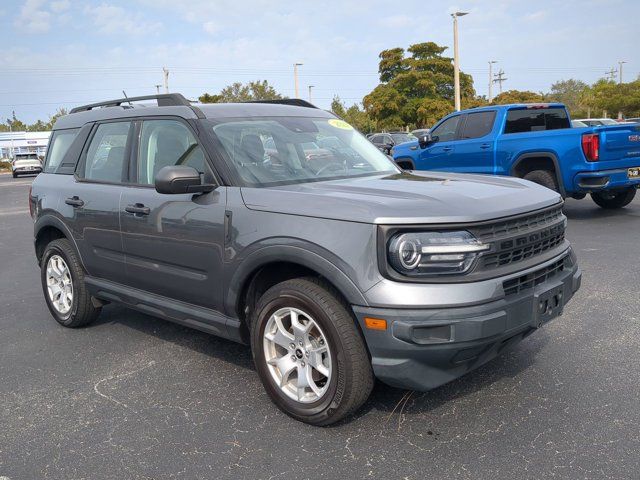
[510,152,566,197]
[227,245,369,329]
[34,215,84,268]
[394,157,416,170]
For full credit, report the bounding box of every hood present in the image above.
[240,171,562,224]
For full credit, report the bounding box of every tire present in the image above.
[12,172,17,178]
[40,238,101,328]
[250,277,374,426]
[591,188,636,209]
[396,159,415,170]
[523,170,559,192]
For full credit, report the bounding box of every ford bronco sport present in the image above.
[30,94,581,425]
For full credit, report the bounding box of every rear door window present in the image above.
[43,129,79,173]
[504,108,570,133]
[80,121,132,183]
[460,111,496,139]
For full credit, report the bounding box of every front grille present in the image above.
[472,205,566,271]
[475,206,563,242]
[502,257,566,296]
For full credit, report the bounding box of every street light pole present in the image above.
[293,63,303,98]
[618,61,627,84]
[488,60,497,103]
[451,11,468,111]
[308,85,315,103]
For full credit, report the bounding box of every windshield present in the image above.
[600,118,618,125]
[209,117,399,186]
[391,133,415,144]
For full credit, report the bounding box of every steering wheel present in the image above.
[315,162,346,177]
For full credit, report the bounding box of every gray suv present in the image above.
[30,94,582,425]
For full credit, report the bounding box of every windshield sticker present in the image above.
[328,119,354,130]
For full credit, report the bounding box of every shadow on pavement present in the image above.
[92,303,547,426]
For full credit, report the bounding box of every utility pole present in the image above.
[618,61,627,84]
[605,67,617,82]
[293,63,303,98]
[451,11,468,111]
[308,85,315,103]
[162,67,169,93]
[488,60,497,103]
[493,69,507,94]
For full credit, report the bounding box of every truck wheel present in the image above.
[523,170,558,192]
[250,277,374,426]
[41,238,101,328]
[591,188,636,209]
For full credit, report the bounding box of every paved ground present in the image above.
[0,173,639,480]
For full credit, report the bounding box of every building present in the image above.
[0,131,51,159]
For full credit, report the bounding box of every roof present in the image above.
[55,94,333,130]
[460,102,566,113]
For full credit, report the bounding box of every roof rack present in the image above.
[69,93,193,114]
[248,99,318,109]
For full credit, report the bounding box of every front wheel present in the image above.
[591,188,636,209]
[251,278,373,426]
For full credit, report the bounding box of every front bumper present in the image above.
[573,167,640,193]
[353,252,582,391]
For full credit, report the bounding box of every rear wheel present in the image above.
[591,188,636,209]
[12,172,17,178]
[251,277,373,426]
[41,238,101,327]
[523,170,558,192]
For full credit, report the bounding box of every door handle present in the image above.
[442,147,453,152]
[480,143,491,149]
[65,196,84,207]
[125,203,150,215]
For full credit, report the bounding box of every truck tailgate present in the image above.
[598,124,640,164]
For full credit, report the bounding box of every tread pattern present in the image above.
[591,188,636,209]
[523,169,559,193]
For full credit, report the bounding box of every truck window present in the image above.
[431,115,460,142]
[504,108,570,134]
[43,128,79,173]
[461,111,496,139]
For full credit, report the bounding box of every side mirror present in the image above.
[418,133,435,149]
[155,165,215,195]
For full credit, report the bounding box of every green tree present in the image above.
[199,80,285,103]
[547,79,588,115]
[588,79,640,117]
[491,90,546,105]
[363,41,476,130]
[330,96,375,133]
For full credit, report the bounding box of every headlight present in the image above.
[388,231,489,276]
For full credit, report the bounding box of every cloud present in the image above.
[202,21,219,35]
[525,11,547,22]
[15,0,51,33]
[84,3,162,36]
[50,0,70,12]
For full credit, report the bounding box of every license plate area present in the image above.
[533,284,564,327]
[629,167,640,179]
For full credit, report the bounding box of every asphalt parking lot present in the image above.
[0,173,639,480]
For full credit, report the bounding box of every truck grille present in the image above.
[502,257,566,297]
[472,205,566,271]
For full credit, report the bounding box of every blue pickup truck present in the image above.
[392,103,640,208]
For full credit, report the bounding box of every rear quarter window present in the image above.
[504,108,570,134]
[43,128,80,173]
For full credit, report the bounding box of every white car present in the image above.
[11,153,42,178]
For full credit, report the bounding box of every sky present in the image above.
[1,0,639,124]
